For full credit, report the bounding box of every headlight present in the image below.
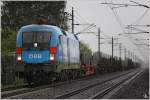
[17,54,22,62]
[50,54,55,61]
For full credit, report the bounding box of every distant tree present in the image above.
[1,30,16,54]
[80,41,92,56]
[80,41,92,65]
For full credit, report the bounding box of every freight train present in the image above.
[15,19,138,85]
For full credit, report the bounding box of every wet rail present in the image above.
[90,70,143,99]
[54,69,142,99]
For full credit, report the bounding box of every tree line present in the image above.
[1,1,69,53]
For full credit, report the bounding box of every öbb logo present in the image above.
[29,54,42,59]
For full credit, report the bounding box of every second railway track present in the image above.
[90,70,143,99]
[54,68,143,99]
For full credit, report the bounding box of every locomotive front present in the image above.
[16,31,54,64]
[16,24,60,84]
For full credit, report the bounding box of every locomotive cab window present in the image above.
[23,32,51,50]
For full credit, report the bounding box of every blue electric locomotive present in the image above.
[16,22,81,84]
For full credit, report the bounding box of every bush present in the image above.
[1,54,16,85]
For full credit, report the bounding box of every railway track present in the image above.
[90,70,143,99]
[1,74,98,98]
[54,69,142,99]
[2,69,141,99]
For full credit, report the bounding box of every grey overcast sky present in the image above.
[66,0,150,63]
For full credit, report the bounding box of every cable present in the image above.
[105,0,146,61]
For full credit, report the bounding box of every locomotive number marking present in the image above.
[28,54,42,59]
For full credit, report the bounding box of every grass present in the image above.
[1,77,26,91]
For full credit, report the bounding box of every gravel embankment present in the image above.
[111,68,149,99]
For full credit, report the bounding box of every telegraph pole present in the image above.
[131,52,133,61]
[119,43,122,70]
[98,28,101,59]
[130,52,132,61]
[119,43,122,60]
[72,7,74,34]
[124,47,127,68]
[124,47,126,60]
[133,54,134,62]
[112,36,114,60]
[128,50,129,59]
